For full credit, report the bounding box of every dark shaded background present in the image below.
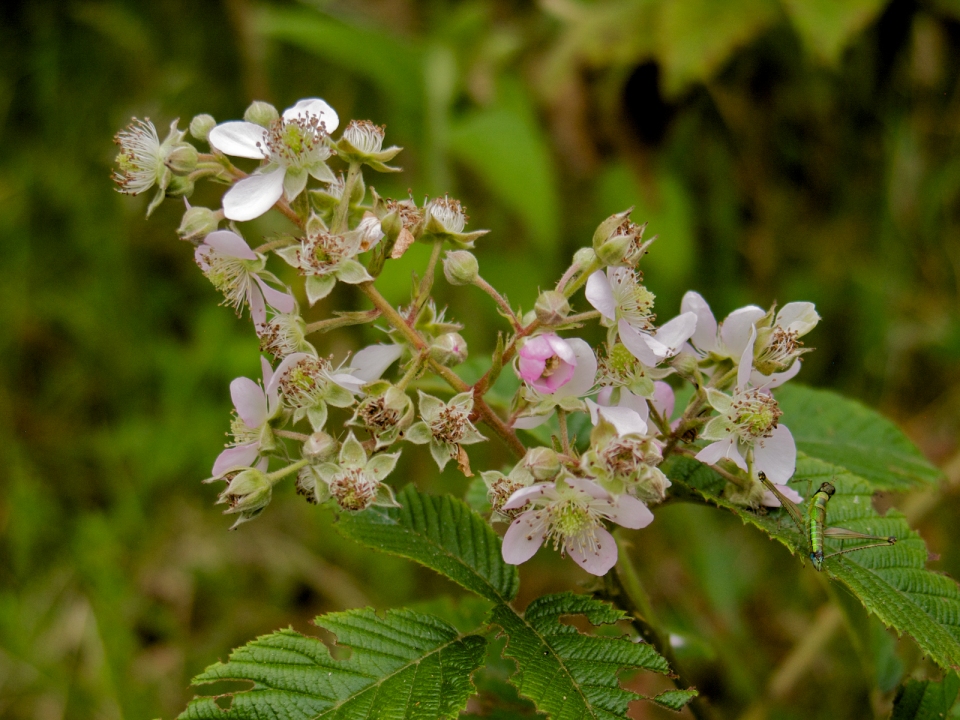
[1,1,959,718]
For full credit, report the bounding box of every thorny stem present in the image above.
[332,162,361,234]
[557,408,572,455]
[472,276,521,329]
[358,281,526,458]
[304,309,381,336]
[397,351,427,391]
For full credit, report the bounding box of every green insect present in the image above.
[758,473,897,571]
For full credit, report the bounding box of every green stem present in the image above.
[411,238,444,319]
[397,352,427,391]
[304,309,381,336]
[562,258,603,298]
[266,458,310,485]
[254,236,299,254]
[564,309,601,325]
[332,162,361,234]
[274,429,310,442]
[557,408,572,455]
[472,275,521,329]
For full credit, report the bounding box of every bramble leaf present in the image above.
[179,607,486,719]
[491,592,688,718]
[775,384,943,491]
[666,453,960,671]
[890,672,960,720]
[336,485,519,603]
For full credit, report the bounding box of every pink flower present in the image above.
[517,334,577,393]
[500,476,654,576]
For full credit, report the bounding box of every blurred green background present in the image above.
[2,0,959,718]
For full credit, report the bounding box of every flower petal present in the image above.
[212,443,260,477]
[503,482,556,510]
[761,483,804,508]
[720,306,765,357]
[545,335,577,364]
[585,270,617,321]
[655,312,699,352]
[208,121,268,159]
[223,167,286,222]
[203,230,258,259]
[618,388,650,422]
[586,400,648,436]
[231,377,267,428]
[502,512,546,565]
[682,291,718,353]
[350,344,404,383]
[737,326,757,390]
[603,494,654,529]
[254,276,295,314]
[695,438,747,471]
[754,424,796,485]
[556,338,597,398]
[652,381,675,420]
[567,526,618,576]
[618,320,662,366]
[247,283,266,328]
[777,302,819,336]
[283,98,339,132]
[512,413,551,430]
[564,476,612,501]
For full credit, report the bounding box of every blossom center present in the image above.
[359,396,400,432]
[427,196,467,233]
[279,357,333,409]
[261,115,329,168]
[329,467,377,511]
[343,120,386,154]
[729,390,782,440]
[300,232,348,274]
[430,406,467,444]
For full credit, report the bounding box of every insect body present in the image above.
[760,474,896,571]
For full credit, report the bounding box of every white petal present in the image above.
[260,356,274,387]
[330,372,365,394]
[567,526,618,576]
[737,326,757,390]
[512,413,551,430]
[545,335,577,364]
[777,302,819,336]
[603,494,654,529]
[502,513,546,565]
[565,476,612,501]
[652,381,675,419]
[595,404,648,436]
[556,338,597,398]
[350,344,404,383]
[204,230,257,259]
[585,270,616,321]
[761,483,804,508]
[283,98,339,132]
[503,482,556,510]
[253,276,295,314]
[231,377,267,428]
[655,312,699,352]
[753,359,802,390]
[265,352,314,398]
[618,320,663,366]
[695,438,747,471]
[247,284,266,328]
[212,443,260,477]
[222,168,286,222]
[681,291,718,353]
[618,389,650,422]
[754,425,796,485]
[208,121,268,159]
[720,306,765,357]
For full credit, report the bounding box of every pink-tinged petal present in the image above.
[754,424,796,485]
[761,483,804,508]
[212,443,260,477]
[260,356,274,387]
[255,457,269,472]
[247,283,267,328]
[282,98,339,132]
[682,291,718,353]
[253,275,295,313]
[695,438,747,471]
[737,326,758,390]
[209,121,268,159]
[720,306,765,357]
[568,526,618,576]
[652,381,675,419]
[594,404,648,436]
[565,476,612,501]
[655,312,699,352]
[203,230,257,259]
[350,344,403,382]
[618,320,662,366]
[585,270,617,320]
[603,494,654,529]
[517,355,546,384]
[330,372,365,394]
[545,335,577,364]
[261,357,279,412]
[231,377,267,427]
[503,482,556,510]
[754,359,802,390]
[618,389,650,422]
[502,512,547,565]
[520,335,558,361]
[596,386,614,406]
[534,360,575,393]
[557,338,597,398]
[194,245,212,271]
[222,167,286,222]
[512,413,551,430]
[265,352,314,398]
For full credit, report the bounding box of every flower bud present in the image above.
[534,290,571,326]
[165,174,194,198]
[522,447,561,480]
[429,332,468,366]
[303,431,338,461]
[592,209,646,267]
[190,114,217,141]
[177,204,222,241]
[244,100,279,127]
[443,250,479,286]
[669,351,700,382]
[165,143,199,175]
[217,467,272,521]
[573,247,597,268]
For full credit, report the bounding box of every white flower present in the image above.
[405,391,485,471]
[617,313,698,368]
[311,432,400,511]
[501,476,654,576]
[194,230,295,328]
[211,358,280,477]
[208,99,339,221]
[585,267,656,332]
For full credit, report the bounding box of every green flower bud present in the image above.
[534,290,571,325]
[443,250,479,286]
[189,114,217,141]
[177,205,222,241]
[429,332,468,366]
[165,174,194,198]
[303,431,338,461]
[573,247,598,268]
[592,208,646,267]
[521,447,561,480]
[217,468,272,527]
[244,100,279,127]
[165,143,199,175]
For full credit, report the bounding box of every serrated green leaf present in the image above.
[891,673,960,720]
[665,453,960,671]
[491,592,675,719]
[179,607,486,720]
[776,384,943,491]
[653,689,699,712]
[336,485,519,603]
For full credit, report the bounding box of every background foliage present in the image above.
[1,0,959,717]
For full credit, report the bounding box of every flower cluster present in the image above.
[115,96,820,576]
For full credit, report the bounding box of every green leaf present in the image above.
[775,384,943,491]
[491,592,676,718]
[779,0,888,65]
[665,453,960,671]
[336,485,519,603]
[179,607,486,720]
[653,689,700,712]
[891,673,960,720]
